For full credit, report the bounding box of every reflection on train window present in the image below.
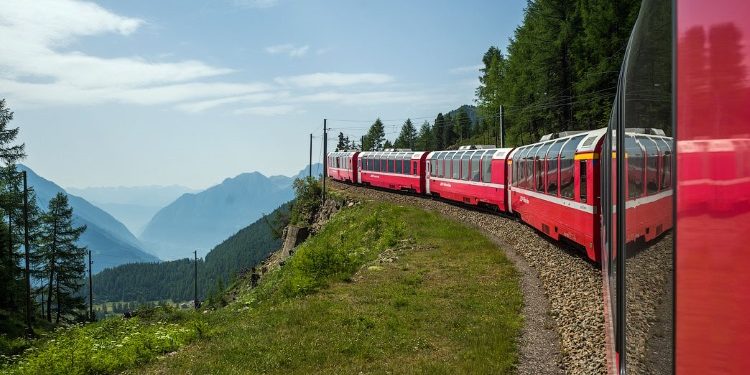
[483,152,493,183]
[660,139,672,190]
[626,136,644,199]
[641,136,660,195]
[395,156,402,174]
[404,157,411,175]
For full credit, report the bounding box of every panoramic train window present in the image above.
[482,151,493,183]
[524,146,539,190]
[560,135,585,199]
[545,140,565,195]
[641,136,660,195]
[660,139,672,190]
[374,155,381,172]
[534,143,551,192]
[511,149,521,186]
[404,155,411,175]
[452,152,462,180]
[625,136,644,199]
[435,152,444,177]
[395,154,403,174]
[461,151,472,181]
[471,151,482,182]
[387,154,394,173]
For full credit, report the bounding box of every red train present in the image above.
[327,128,673,264]
[326,0,749,372]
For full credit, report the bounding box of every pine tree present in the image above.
[442,113,456,148]
[336,132,347,151]
[453,109,471,143]
[383,140,393,149]
[0,99,27,314]
[393,119,417,149]
[362,118,386,151]
[416,121,433,151]
[433,113,446,150]
[37,193,87,323]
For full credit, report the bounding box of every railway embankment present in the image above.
[330,181,606,374]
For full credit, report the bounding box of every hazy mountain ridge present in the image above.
[139,163,322,260]
[18,165,159,273]
[67,185,199,235]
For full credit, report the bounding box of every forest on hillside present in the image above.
[351,0,642,151]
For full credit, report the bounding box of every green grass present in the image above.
[1,306,205,374]
[135,202,523,374]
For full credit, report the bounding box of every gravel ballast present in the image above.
[330,181,606,374]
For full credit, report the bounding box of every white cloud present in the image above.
[264,44,310,57]
[292,90,432,106]
[0,0,260,107]
[233,105,295,116]
[274,73,394,88]
[233,0,279,9]
[450,64,483,74]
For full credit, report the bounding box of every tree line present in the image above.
[0,99,89,329]
[337,0,641,152]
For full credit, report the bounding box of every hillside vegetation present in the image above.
[135,201,523,374]
[90,203,291,304]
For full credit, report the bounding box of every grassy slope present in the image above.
[137,201,523,374]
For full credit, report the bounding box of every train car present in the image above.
[507,129,605,261]
[357,151,428,193]
[326,151,359,183]
[602,0,750,373]
[425,147,512,212]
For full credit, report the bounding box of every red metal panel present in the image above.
[677,0,750,372]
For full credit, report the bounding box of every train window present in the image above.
[523,146,538,190]
[434,153,442,177]
[626,136,644,199]
[534,143,551,192]
[387,155,394,173]
[545,140,565,195]
[471,151,482,182]
[641,136,660,195]
[659,139,672,190]
[580,160,587,203]
[510,149,519,186]
[482,151,493,183]
[461,151,472,180]
[560,135,585,199]
[404,156,411,175]
[452,152,462,180]
[513,147,526,187]
[395,155,402,174]
[375,155,381,172]
[381,156,387,172]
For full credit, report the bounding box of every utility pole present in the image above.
[88,250,93,321]
[322,119,327,203]
[193,250,198,309]
[361,135,364,151]
[499,105,505,148]
[22,171,31,336]
[309,133,313,178]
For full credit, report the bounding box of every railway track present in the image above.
[330,180,606,374]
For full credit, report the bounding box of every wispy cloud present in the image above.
[175,92,289,113]
[233,105,295,116]
[449,64,483,74]
[275,73,394,88]
[233,0,279,9]
[265,44,309,57]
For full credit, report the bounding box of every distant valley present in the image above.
[67,185,199,235]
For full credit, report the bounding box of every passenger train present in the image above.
[327,0,748,373]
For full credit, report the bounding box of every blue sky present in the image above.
[2,0,525,189]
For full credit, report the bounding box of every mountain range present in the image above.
[139,164,322,260]
[67,185,199,236]
[18,165,159,273]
